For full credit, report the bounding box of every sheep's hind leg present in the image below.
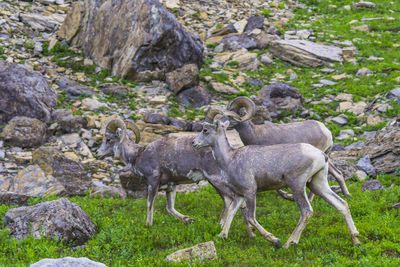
[239,202,256,238]
[245,194,281,248]
[166,183,195,224]
[283,184,313,249]
[328,159,351,198]
[308,169,360,245]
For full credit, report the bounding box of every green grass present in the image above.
[0,175,399,266]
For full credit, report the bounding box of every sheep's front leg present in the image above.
[245,193,281,248]
[219,195,233,226]
[146,181,160,226]
[166,184,195,224]
[218,196,244,239]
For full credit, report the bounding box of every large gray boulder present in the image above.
[0,60,57,124]
[30,147,91,196]
[0,116,47,148]
[30,257,106,267]
[5,198,96,245]
[58,0,204,81]
[270,40,343,67]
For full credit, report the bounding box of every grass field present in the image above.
[1,175,399,266]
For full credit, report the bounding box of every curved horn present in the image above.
[205,107,225,122]
[100,117,127,143]
[227,97,256,122]
[124,120,141,144]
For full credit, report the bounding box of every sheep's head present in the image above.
[192,120,230,149]
[205,97,256,127]
[97,118,141,160]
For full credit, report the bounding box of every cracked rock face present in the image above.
[5,198,96,245]
[0,60,57,124]
[58,0,204,81]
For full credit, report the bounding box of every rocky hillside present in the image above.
[0,0,399,265]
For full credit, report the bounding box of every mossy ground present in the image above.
[0,175,399,266]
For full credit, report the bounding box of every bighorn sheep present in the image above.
[98,117,254,233]
[206,97,350,199]
[192,120,360,249]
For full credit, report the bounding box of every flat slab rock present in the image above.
[270,40,343,67]
[30,257,106,267]
[5,198,96,245]
[166,241,217,263]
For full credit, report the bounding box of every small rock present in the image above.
[210,82,239,94]
[30,257,106,267]
[332,116,348,126]
[166,64,199,94]
[233,19,248,34]
[162,0,180,9]
[361,180,383,192]
[367,116,382,125]
[321,68,335,73]
[336,93,353,101]
[345,141,366,150]
[177,86,211,108]
[355,170,367,181]
[355,67,373,77]
[143,113,170,125]
[357,155,376,176]
[149,96,167,104]
[261,55,273,65]
[332,73,347,80]
[386,88,400,100]
[319,79,337,86]
[352,25,369,31]
[81,97,108,111]
[331,143,345,152]
[166,241,217,263]
[296,29,311,40]
[244,16,264,33]
[352,1,377,9]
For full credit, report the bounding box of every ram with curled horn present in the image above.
[206,96,350,199]
[97,117,257,234]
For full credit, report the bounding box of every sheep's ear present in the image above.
[222,120,230,129]
[216,119,229,130]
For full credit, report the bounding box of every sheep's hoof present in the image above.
[183,217,195,224]
[247,231,256,238]
[272,239,282,248]
[283,240,296,249]
[218,232,228,239]
[352,236,361,246]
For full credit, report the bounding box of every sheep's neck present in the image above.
[235,121,256,145]
[212,131,234,170]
